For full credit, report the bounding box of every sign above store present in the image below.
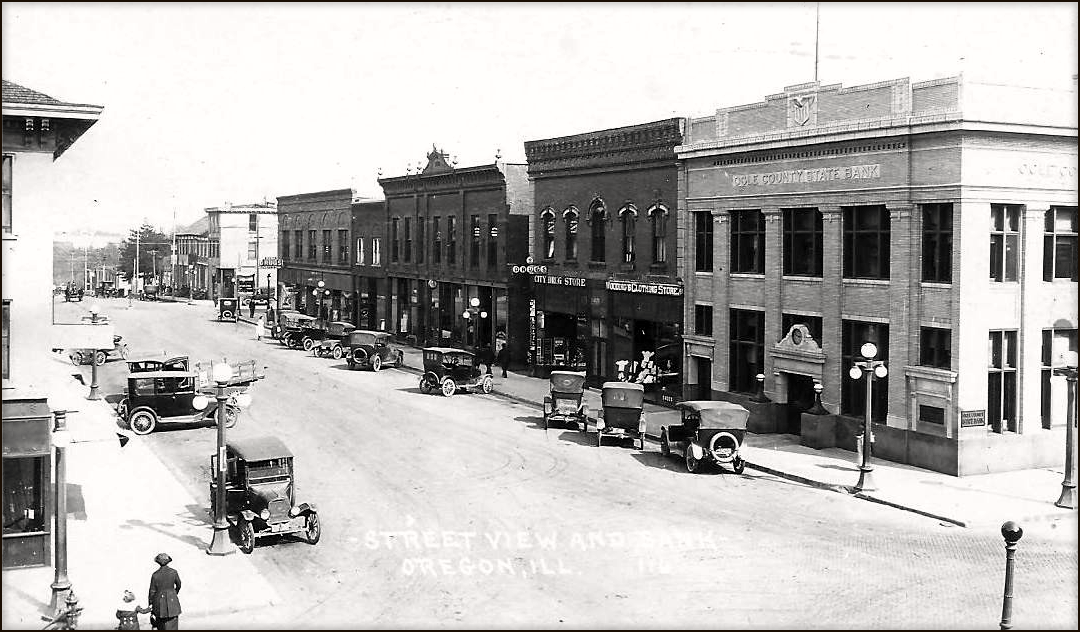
[733,163,881,188]
[511,264,548,274]
[605,280,683,296]
[534,274,586,287]
[260,257,282,267]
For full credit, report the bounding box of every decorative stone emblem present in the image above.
[789,95,817,127]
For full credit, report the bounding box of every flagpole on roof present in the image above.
[814,2,820,83]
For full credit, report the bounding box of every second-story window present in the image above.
[322,229,332,263]
[619,204,637,263]
[783,207,823,277]
[487,214,498,268]
[433,217,441,264]
[2,155,12,234]
[541,208,556,259]
[731,209,765,274]
[404,218,412,263]
[919,327,951,369]
[447,216,457,264]
[695,211,713,272]
[471,214,481,266]
[308,230,316,260]
[922,203,953,283]
[338,229,348,264]
[249,213,258,232]
[247,240,257,261]
[649,202,668,264]
[990,204,1020,282]
[372,237,381,266]
[843,205,891,280]
[294,230,302,261]
[391,218,399,262]
[1044,206,1078,281]
[356,236,365,265]
[590,199,606,263]
[418,218,426,264]
[281,231,290,260]
[563,207,579,261]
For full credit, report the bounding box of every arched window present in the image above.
[588,198,607,263]
[619,204,638,263]
[648,202,669,264]
[563,206,579,261]
[540,207,556,259]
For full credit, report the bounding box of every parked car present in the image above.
[596,381,646,449]
[125,356,264,392]
[311,321,357,358]
[280,313,318,348]
[116,371,240,435]
[542,371,588,431]
[344,330,403,371]
[218,298,239,322]
[68,334,128,366]
[209,435,320,554]
[126,355,190,374]
[64,285,84,302]
[659,400,750,474]
[418,347,493,397]
[242,289,276,306]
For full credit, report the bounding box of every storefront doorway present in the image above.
[782,373,817,435]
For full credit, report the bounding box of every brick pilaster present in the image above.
[762,207,783,397]
[713,209,731,391]
[1019,203,1051,434]
[820,206,843,412]
[888,203,915,427]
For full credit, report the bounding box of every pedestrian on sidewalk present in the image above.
[495,341,509,378]
[255,316,265,342]
[147,553,182,630]
[116,589,151,630]
[478,345,495,375]
[248,298,256,318]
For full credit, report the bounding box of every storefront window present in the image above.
[988,330,1018,433]
[729,309,764,393]
[3,457,46,535]
[841,320,890,421]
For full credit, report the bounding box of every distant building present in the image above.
[205,201,278,300]
[677,75,1077,475]
[173,216,215,293]
[277,190,354,321]
[2,79,103,568]
[351,198,388,330]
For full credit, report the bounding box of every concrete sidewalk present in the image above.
[2,356,287,630]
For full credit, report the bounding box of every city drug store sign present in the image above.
[534,274,587,287]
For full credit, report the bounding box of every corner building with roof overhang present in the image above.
[676,76,1077,475]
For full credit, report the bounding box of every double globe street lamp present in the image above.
[849,341,887,493]
[312,280,330,320]
[206,362,251,556]
[461,296,488,348]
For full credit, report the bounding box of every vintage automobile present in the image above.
[542,371,588,431]
[209,435,320,554]
[280,315,321,349]
[116,371,240,435]
[68,334,129,366]
[218,297,240,322]
[242,288,276,306]
[595,382,646,449]
[344,330,404,371]
[141,285,161,301]
[275,311,307,343]
[659,400,750,474]
[311,321,357,358]
[64,285,84,302]
[418,347,493,397]
[126,355,190,374]
[125,355,263,390]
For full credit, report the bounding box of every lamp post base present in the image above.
[854,466,877,493]
[206,524,235,556]
[1054,482,1076,509]
[46,579,72,616]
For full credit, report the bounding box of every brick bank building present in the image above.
[677,76,1076,475]
[524,119,685,401]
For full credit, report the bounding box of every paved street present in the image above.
[61,298,1077,629]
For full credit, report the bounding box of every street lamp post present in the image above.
[849,341,887,493]
[47,410,72,616]
[461,296,488,349]
[206,363,235,556]
[1053,365,1077,509]
[313,280,329,320]
[87,304,103,400]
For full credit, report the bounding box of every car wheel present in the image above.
[304,512,321,545]
[685,448,701,474]
[302,337,314,352]
[237,520,255,554]
[69,351,83,366]
[93,350,107,366]
[660,430,671,458]
[371,355,382,372]
[733,457,746,475]
[129,409,158,436]
[481,374,493,394]
[419,377,431,394]
[223,406,239,428]
[440,377,456,397]
[332,345,343,360]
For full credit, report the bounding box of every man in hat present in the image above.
[148,553,182,630]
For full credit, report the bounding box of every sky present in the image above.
[2,2,1077,241]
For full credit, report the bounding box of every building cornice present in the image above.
[526,118,684,173]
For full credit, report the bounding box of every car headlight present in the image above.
[260,508,270,520]
[191,395,209,411]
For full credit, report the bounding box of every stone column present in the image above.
[820,206,844,413]
[713,209,731,392]
[1019,203,1050,433]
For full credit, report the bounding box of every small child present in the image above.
[116,589,151,630]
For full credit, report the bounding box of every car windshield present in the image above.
[247,458,290,483]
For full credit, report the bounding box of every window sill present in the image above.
[730,273,764,280]
[781,275,822,282]
[619,263,636,272]
[588,261,607,270]
[920,282,952,289]
[842,278,890,287]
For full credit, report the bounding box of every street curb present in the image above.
[853,492,968,528]
[745,461,852,495]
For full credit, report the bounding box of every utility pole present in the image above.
[814,2,820,82]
